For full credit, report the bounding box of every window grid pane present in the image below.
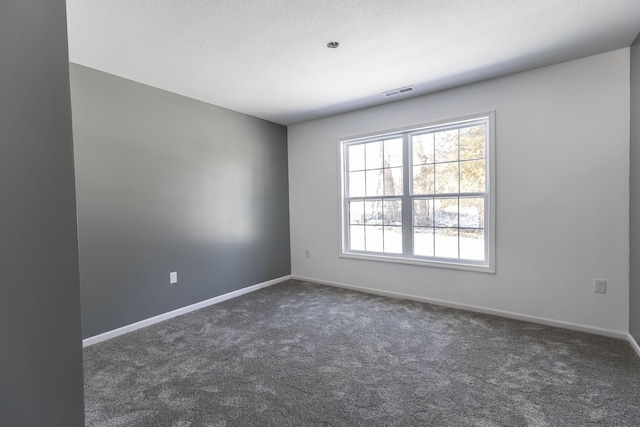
[411,196,486,262]
[408,123,486,261]
[347,197,402,253]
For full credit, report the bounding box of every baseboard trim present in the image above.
[291,275,628,340]
[83,275,292,347]
[629,333,640,359]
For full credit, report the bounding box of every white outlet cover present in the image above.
[170,271,178,284]
[594,279,606,294]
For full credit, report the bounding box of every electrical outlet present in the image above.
[170,271,178,284]
[594,279,606,294]
[305,250,310,258]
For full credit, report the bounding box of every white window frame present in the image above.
[339,112,496,273]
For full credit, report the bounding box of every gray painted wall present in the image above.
[0,1,85,426]
[631,33,640,344]
[70,64,291,338]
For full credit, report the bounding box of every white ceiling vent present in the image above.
[383,86,416,97]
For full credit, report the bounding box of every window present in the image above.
[341,113,495,272]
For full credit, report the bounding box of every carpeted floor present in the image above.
[83,279,640,426]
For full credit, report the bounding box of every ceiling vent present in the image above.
[383,86,416,97]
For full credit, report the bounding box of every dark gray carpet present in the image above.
[84,280,640,426]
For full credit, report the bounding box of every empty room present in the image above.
[2,0,640,426]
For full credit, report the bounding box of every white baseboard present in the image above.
[629,333,640,359]
[291,275,628,340]
[83,275,291,347]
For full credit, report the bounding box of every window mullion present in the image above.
[343,145,349,252]
[402,133,412,256]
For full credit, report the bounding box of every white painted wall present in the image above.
[288,49,630,335]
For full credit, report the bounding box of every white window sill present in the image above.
[340,251,495,273]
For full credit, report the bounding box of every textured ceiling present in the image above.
[66,0,640,125]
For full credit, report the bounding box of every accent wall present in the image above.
[70,64,291,338]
